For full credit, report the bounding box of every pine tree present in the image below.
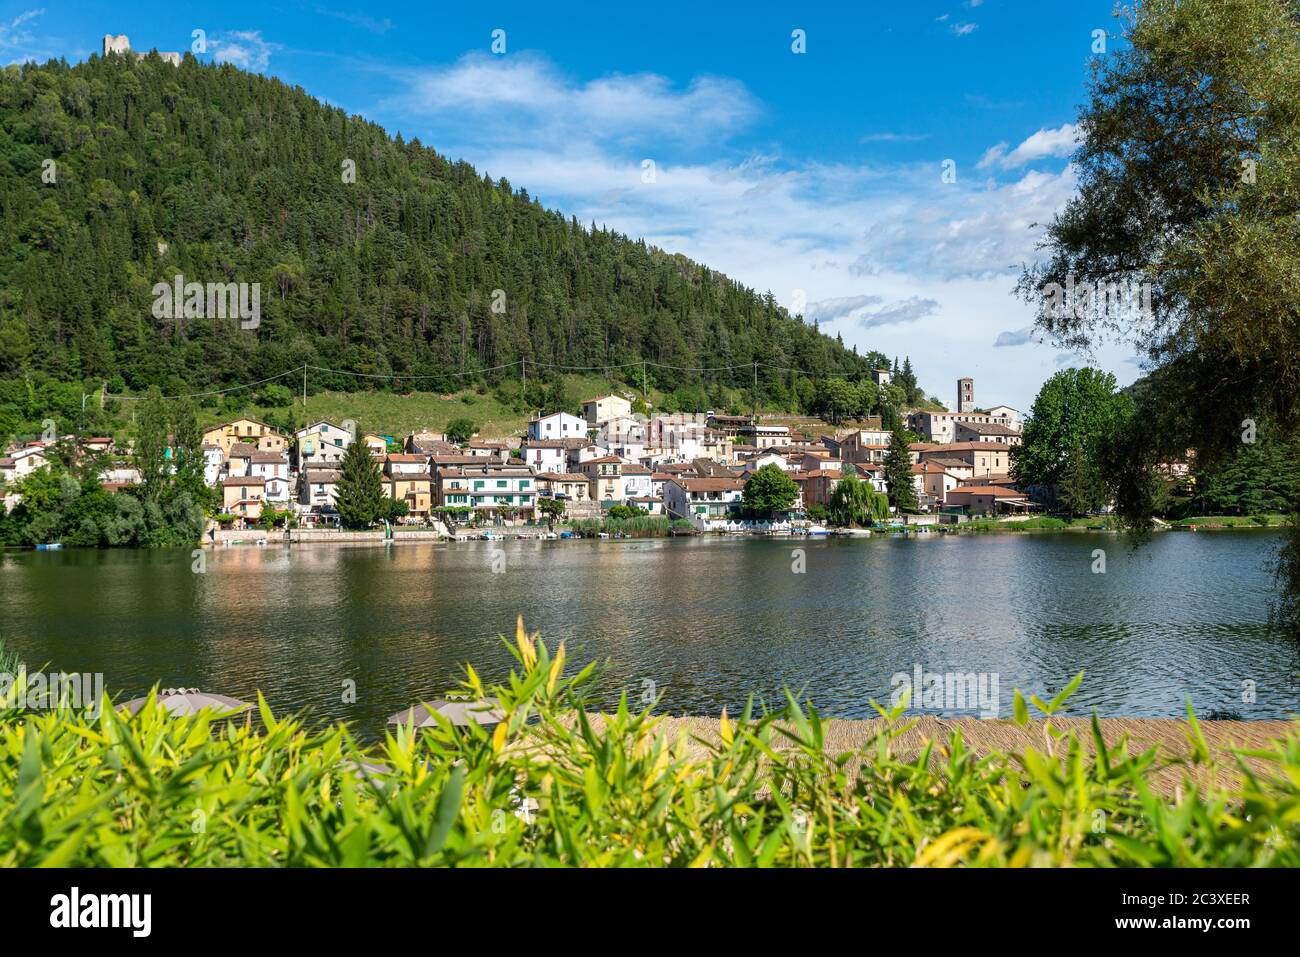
[334,434,386,529]
[884,428,919,513]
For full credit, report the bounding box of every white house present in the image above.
[527,412,588,441]
[250,452,291,502]
[621,463,654,500]
[748,451,791,472]
[983,405,1022,429]
[522,443,567,473]
[582,394,633,426]
[385,453,431,476]
[437,464,536,517]
[1,445,49,482]
[598,414,648,460]
[295,421,352,467]
[570,443,604,468]
[202,444,225,486]
[664,476,745,530]
[299,469,341,509]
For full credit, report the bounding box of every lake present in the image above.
[1,532,1296,736]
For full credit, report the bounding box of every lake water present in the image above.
[1,532,1296,736]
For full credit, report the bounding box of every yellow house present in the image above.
[579,456,623,504]
[203,418,287,455]
[361,432,390,457]
[389,474,433,519]
[221,476,265,518]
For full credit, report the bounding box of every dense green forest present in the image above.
[0,51,893,439]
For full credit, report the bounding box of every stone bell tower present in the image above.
[957,377,974,413]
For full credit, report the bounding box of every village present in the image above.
[0,372,1029,537]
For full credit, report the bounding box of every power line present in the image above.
[102,356,874,402]
[105,368,303,401]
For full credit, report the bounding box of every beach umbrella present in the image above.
[342,757,392,780]
[121,687,252,717]
[387,697,503,728]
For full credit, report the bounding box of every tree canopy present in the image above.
[1017,0,1300,518]
[827,466,889,527]
[742,463,798,518]
[1011,368,1132,493]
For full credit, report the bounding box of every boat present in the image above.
[35,543,63,550]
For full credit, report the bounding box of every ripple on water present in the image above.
[0,532,1294,736]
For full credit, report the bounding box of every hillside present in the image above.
[0,52,884,439]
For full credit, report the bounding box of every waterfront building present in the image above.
[578,456,624,506]
[298,469,341,510]
[664,476,745,528]
[250,452,292,501]
[222,476,265,518]
[436,463,536,518]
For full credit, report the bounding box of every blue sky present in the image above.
[1,1,1141,410]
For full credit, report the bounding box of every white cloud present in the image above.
[804,295,882,323]
[978,123,1079,169]
[211,30,281,73]
[993,327,1038,347]
[0,8,45,62]
[861,132,929,143]
[857,297,940,329]
[950,23,979,36]
[387,53,759,149]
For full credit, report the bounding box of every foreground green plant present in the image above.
[1,622,1297,867]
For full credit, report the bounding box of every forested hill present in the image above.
[0,52,878,413]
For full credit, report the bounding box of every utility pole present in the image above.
[641,361,648,407]
[302,364,308,408]
[521,357,526,395]
[752,361,758,420]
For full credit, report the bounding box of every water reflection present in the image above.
[0,532,1295,738]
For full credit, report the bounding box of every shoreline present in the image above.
[5,519,1287,551]
[643,715,1298,796]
